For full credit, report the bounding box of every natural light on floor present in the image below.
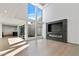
[0,37,29,56]
[8,37,24,45]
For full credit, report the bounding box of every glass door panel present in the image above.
[19,25,25,39]
[37,7,42,36]
[28,3,35,37]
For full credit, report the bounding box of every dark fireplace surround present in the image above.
[46,19,67,43]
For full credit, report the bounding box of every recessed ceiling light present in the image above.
[4,10,7,14]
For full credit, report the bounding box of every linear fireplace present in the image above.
[46,19,67,43]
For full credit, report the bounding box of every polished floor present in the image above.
[0,37,29,56]
[16,39,79,56]
[1,37,79,56]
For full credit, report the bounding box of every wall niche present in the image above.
[46,19,67,43]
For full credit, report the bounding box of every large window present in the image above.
[28,3,43,38]
[28,3,35,37]
[37,7,42,36]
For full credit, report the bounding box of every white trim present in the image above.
[31,3,43,9]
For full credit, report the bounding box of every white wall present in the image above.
[2,25,17,36]
[0,24,2,38]
[43,3,79,44]
[0,15,26,26]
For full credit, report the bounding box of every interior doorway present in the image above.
[2,24,18,38]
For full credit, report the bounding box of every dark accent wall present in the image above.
[46,19,67,43]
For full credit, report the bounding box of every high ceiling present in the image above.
[0,3,27,20]
[0,3,47,20]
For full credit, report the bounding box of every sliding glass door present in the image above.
[28,3,43,39]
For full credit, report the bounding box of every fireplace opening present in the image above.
[46,19,67,43]
[48,22,62,33]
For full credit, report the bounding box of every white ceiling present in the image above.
[0,3,27,20]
